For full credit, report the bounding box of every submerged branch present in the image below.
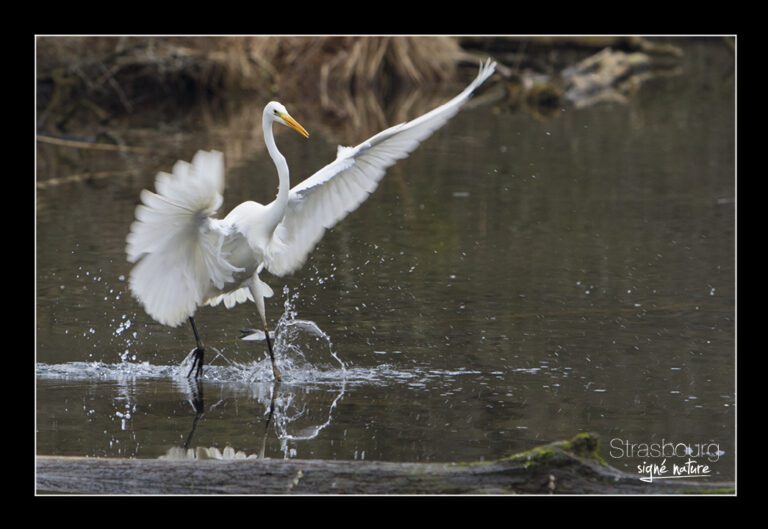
[36,134,153,154]
[36,169,143,190]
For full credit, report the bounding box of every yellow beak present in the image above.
[281,113,309,138]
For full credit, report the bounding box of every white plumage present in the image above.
[127,59,496,336]
[265,59,496,276]
[126,150,248,327]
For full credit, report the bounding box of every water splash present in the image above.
[36,361,176,381]
[36,361,483,387]
[228,286,346,383]
[37,288,487,386]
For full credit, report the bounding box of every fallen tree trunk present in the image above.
[36,434,733,495]
[562,47,681,108]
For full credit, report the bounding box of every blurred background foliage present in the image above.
[37,35,715,134]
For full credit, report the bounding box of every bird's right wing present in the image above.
[126,150,244,327]
[265,59,496,277]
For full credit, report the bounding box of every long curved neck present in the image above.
[263,113,290,230]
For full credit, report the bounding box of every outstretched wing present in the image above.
[264,59,496,277]
[126,150,244,327]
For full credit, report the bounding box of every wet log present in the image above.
[459,36,683,57]
[458,36,683,74]
[562,48,681,108]
[36,434,733,495]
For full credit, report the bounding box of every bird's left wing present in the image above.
[265,59,496,277]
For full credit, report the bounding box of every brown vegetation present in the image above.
[36,36,465,132]
[36,35,697,164]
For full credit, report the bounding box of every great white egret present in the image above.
[127,59,496,381]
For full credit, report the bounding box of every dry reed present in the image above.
[37,36,465,130]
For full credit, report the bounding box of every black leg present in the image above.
[264,327,282,382]
[188,316,205,379]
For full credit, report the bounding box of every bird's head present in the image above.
[265,101,309,138]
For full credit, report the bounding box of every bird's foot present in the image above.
[187,347,205,379]
[240,328,266,341]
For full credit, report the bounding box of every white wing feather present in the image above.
[205,279,274,309]
[206,286,254,309]
[126,150,244,327]
[265,59,496,277]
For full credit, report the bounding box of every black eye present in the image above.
[274,109,279,114]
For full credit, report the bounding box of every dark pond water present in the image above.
[37,40,735,481]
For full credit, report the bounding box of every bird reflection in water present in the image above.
[162,377,345,460]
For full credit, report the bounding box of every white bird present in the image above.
[127,59,497,381]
